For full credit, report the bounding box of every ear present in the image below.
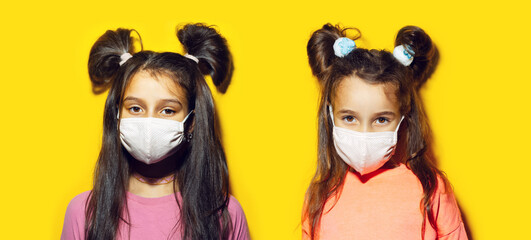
[185,110,195,138]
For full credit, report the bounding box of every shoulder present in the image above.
[432,174,468,238]
[65,191,91,220]
[227,195,244,214]
[433,174,456,206]
[227,195,250,240]
[61,191,91,240]
[70,191,91,208]
[227,195,247,225]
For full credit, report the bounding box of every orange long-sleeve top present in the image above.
[303,164,467,240]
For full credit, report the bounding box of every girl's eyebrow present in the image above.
[337,110,396,117]
[123,96,144,103]
[373,111,397,117]
[338,109,359,116]
[157,99,183,107]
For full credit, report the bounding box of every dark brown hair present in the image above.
[303,23,446,239]
[86,23,233,240]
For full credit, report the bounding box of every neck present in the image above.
[126,147,187,198]
[128,174,177,198]
[350,160,400,182]
[130,156,179,178]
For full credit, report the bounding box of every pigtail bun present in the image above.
[177,24,233,93]
[88,29,135,94]
[395,26,438,88]
[307,23,360,82]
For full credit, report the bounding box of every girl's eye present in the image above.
[342,116,356,123]
[129,106,143,114]
[375,117,389,125]
[161,109,176,115]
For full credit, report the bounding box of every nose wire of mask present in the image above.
[329,105,404,175]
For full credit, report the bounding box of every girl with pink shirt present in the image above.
[302,24,468,240]
[61,23,249,240]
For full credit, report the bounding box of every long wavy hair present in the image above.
[303,23,447,240]
[85,23,234,240]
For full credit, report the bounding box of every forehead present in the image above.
[124,70,186,100]
[333,75,398,112]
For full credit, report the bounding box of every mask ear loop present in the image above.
[328,105,336,127]
[384,115,406,159]
[393,116,405,136]
[181,110,194,123]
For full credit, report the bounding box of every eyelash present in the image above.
[342,116,357,123]
[126,106,176,116]
[340,116,391,125]
[374,117,390,125]
[128,106,143,113]
[161,109,176,115]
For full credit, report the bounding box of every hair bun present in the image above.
[88,29,134,94]
[307,24,360,83]
[394,26,438,88]
[177,23,233,93]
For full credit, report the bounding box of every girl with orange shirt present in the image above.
[302,24,468,240]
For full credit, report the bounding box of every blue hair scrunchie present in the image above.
[333,37,356,58]
[393,44,415,66]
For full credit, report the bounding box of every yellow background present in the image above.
[1,0,529,239]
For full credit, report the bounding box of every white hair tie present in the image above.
[119,52,133,66]
[393,45,415,66]
[184,53,199,63]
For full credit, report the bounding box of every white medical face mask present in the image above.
[329,106,404,175]
[119,112,192,165]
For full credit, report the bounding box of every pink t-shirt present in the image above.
[303,164,467,240]
[61,191,250,240]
